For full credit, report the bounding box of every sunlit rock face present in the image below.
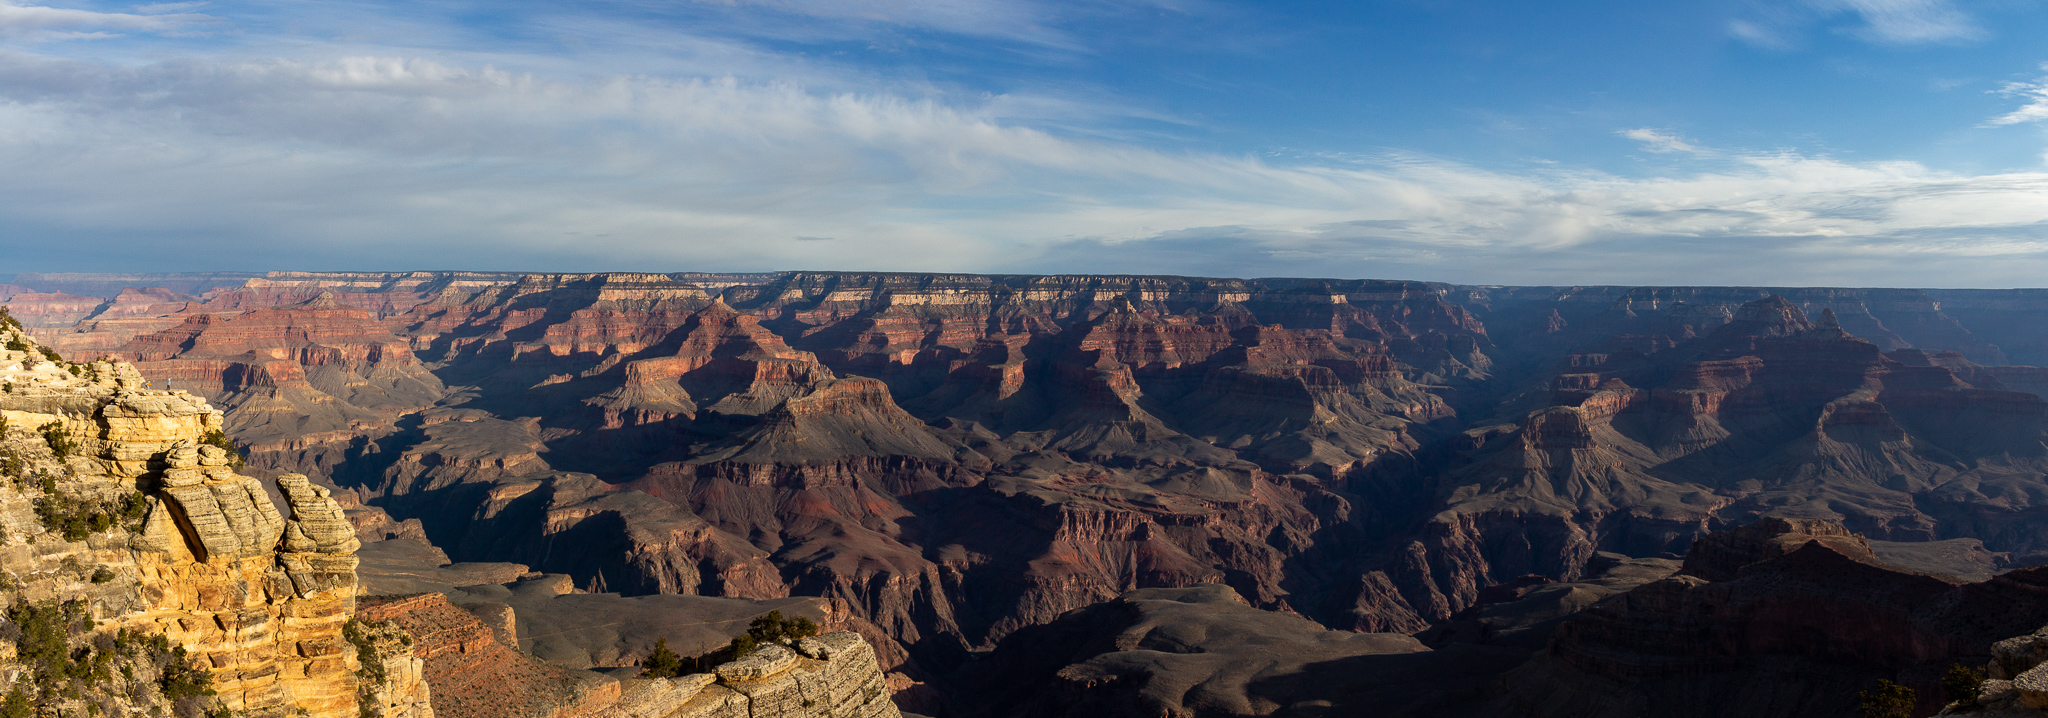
[0,322,390,718]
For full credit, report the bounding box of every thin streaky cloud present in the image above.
[0,0,208,40]
[1732,0,1983,48]
[1989,65,2048,127]
[1621,129,1707,155]
[1827,0,1983,44]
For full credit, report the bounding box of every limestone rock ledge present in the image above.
[616,631,901,718]
[0,324,415,718]
[1942,626,2048,716]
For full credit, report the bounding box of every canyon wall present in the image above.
[19,271,2048,709]
[0,317,413,716]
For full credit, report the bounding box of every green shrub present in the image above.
[343,619,393,718]
[1945,663,1986,707]
[40,422,75,461]
[34,492,132,543]
[158,645,214,700]
[744,610,819,645]
[9,599,93,701]
[117,492,150,531]
[198,431,245,468]
[639,637,685,679]
[0,685,27,718]
[1857,679,1916,718]
[342,620,388,683]
[89,567,114,584]
[3,336,26,353]
[39,347,61,364]
[672,610,826,672]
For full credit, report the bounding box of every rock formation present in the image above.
[1940,623,2048,716]
[24,271,2048,715]
[0,318,419,716]
[613,631,900,718]
[1487,518,2048,718]
[357,592,614,718]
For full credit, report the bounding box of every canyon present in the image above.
[13,269,2048,716]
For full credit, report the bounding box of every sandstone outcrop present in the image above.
[1936,623,2048,716]
[0,322,413,717]
[614,630,899,718]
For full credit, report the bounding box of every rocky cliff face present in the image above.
[0,317,416,716]
[1489,518,2048,718]
[1940,622,2048,716]
[616,631,901,718]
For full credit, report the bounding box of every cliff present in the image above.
[0,316,423,716]
[1488,518,2048,718]
[613,631,901,718]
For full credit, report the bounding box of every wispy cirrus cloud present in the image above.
[1988,64,2048,126]
[1620,128,1706,155]
[0,0,209,41]
[1822,0,1982,44]
[1731,0,1983,48]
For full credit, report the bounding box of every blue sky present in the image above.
[4,0,2048,285]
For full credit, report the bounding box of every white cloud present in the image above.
[1733,0,1982,48]
[1621,128,1706,155]
[1824,0,1982,44]
[1989,65,2048,126]
[5,50,2048,285]
[696,0,1060,45]
[0,0,206,41]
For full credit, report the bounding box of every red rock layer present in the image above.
[358,593,618,718]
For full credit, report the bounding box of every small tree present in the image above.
[198,430,245,468]
[641,637,685,679]
[745,610,820,645]
[1857,679,1916,718]
[40,422,74,460]
[1945,663,1986,708]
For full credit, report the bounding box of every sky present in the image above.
[4,1,2048,286]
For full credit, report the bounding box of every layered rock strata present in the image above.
[614,631,900,718]
[357,592,615,718]
[0,323,412,717]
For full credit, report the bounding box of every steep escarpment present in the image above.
[0,319,422,716]
[1488,518,2048,718]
